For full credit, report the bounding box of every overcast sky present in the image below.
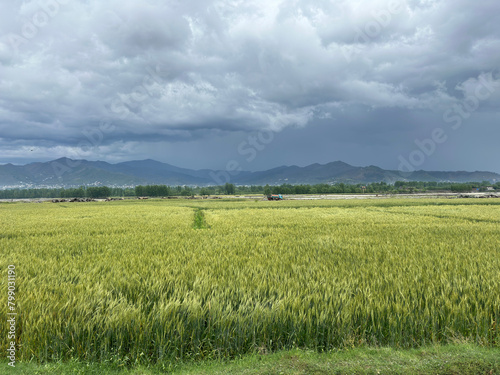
[0,0,499,173]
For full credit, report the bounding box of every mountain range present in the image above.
[0,158,499,188]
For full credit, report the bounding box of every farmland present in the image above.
[1,198,499,366]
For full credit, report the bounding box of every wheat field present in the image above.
[1,198,499,363]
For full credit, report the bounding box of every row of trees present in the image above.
[0,181,497,199]
[264,182,396,195]
[134,183,236,197]
[0,186,130,199]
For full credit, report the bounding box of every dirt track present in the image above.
[1,192,499,203]
[234,192,500,200]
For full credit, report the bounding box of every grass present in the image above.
[3,344,500,374]
[0,198,499,366]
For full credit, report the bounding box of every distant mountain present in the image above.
[0,158,499,188]
[236,161,394,185]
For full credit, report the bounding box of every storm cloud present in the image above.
[0,0,499,172]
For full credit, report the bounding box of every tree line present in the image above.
[0,181,497,199]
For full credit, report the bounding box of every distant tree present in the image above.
[180,186,193,196]
[135,185,145,196]
[223,183,235,195]
[62,187,85,198]
[451,183,473,193]
[158,185,170,196]
[87,186,111,198]
[263,184,271,196]
[124,188,136,196]
[199,187,210,196]
[110,187,124,197]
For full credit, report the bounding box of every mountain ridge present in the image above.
[0,158,499,187]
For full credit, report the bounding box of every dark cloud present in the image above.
[0,0,499,173]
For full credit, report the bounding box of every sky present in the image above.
[0,0,499,173]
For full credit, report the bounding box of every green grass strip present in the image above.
[193,208,210,229]
[4,344,500,374]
